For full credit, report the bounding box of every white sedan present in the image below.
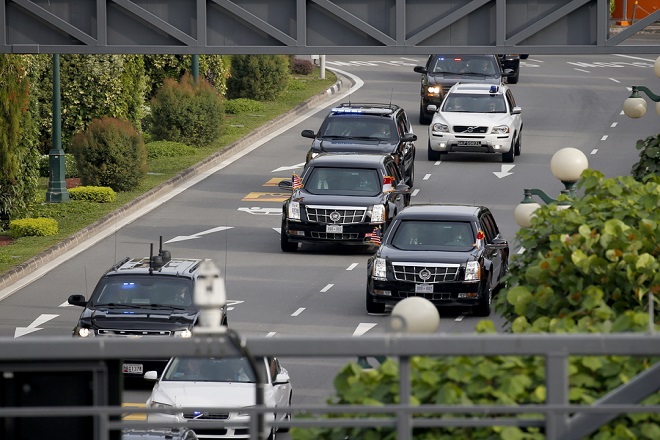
[427,83,523,163]
[145,356,293,440]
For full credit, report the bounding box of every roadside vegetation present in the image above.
[0,54,335,275]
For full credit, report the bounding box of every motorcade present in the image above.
[413,54,517,124]
[366,204,509,317]
[145,356,292,440]
[67,239,229,378]
[427,83,523,162]
[278,153,411,252]
[301,103,417,186]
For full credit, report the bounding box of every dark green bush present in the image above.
[146,140,197,159]
[226,55,290,101]
[631,134,659,182]
[224,98,266,115]
[70,117,147,192]
[291,58,314,75]
[68,186,116,203]
[38,153,80,178]
[9,217,58,237]
[149,73,225,148]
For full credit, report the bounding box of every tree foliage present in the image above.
[631,134,660,182]
[291,170,660,440]
[226,54,290,101]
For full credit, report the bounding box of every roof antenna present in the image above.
[389,88,393,108]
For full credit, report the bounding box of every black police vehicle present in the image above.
[413,54,519,124]
[279,153,411,252]
[366,204,509,316]
[67,239,228,378]
[301,103,417,186]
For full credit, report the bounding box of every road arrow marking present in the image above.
[493,164,515,179]
[353,323,377,336]
[165,226,233,243]
[225,299,244,311]
[238,207,281,216]
[15,314,59,338]
[272,163,305,173]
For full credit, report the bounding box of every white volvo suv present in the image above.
[427,83,522,163]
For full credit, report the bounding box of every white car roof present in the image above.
[448,83,507,95]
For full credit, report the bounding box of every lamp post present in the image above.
[622,55,660,119]
[514,147,589,228]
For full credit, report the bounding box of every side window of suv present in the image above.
[479,214,495,243]
[505,89,516,110]
[385,162,402,185]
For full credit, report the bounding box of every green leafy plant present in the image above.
[70,117,147,192]
[631,134,660,182]
[148,73,225,148]
[146,141,197,159]
[10,217,58,237]
[226,55,290,101]
[225,98,266,115]
[38,153,80,178]
[68,186,116,203]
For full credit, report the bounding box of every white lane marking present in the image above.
[412,189,420,197]
[434,161,441,165]
[609,78,621,83]
[574,68,590,73]
[346,263,358,271]
[601,135,608,141]
[291,308,305,316]
[0,67,365,302]
[517,247,526,254]
[15,314,59,338]
[455,314,466,322]
[620,110,625,115]
[527,58,543,63]
[59,301,73,307]
[266,332,276,337]
[226,300,244,311]
[166,226,233,243]
[273,227,280,233]
[613,54,658,63]
[611,122,618,128]
[493,164,515,179]
[238,207,281,215]
[320,284,334,292]
[423,174,431,180]
[591,149,598,155]
[272,163,306,172]
[353,323,377,336]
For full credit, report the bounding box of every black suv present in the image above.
[279,153,411,252]
[414,54,518,124]
[301,103,417,186]
[366,204,509,316]
[67,240,228,377]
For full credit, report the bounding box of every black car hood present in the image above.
[294,190,384,206]
[311,138,397,155]
[377,245,480,264]
[427,73,501,88]
[85,307,197,330]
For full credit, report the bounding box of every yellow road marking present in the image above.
[264,177,289,186]
[122,402,146,420]
[242,192,289,202]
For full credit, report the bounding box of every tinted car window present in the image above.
[442,93,507,113]
[92,276,193,307]
[390,220,475,251]
[321,117,397,141]
[164,357,262,383]
[306,167,381,196]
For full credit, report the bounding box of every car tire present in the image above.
[280,221,298,252]
[419,101,432,125]
[502,146,515,163]
[514,131,522,156]
[474,288,492,317]
[407,161,415,187]
[427,140,441,161]
[366,288,386,314]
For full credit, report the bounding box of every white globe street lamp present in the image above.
[623,55,660,119]
[514,147,589,228]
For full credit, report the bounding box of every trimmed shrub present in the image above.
[68,186,116,203]
[70,117,147,192]
[38,153,80,178]
[148,73,225,148]
[631,133,659,182]
[10,217,58,237]
[226,55,290,101]
[291,58,314,75]
[225,98,266,115]
[146,140,197,159]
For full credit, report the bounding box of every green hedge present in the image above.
[10,217,59,237]
[68,186,116,203]
[146,140,197,159]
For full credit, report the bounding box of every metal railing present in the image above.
[1,333,659,440]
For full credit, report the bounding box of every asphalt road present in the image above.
[1,53,660,415]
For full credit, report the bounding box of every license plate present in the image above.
[415,284,434,293]
[326,224,343,233]
[123,363,143,374]
[457,140,480,146]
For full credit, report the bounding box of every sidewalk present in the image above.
[610,20,660,34]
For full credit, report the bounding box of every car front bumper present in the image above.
[283,221,384,246]
[429,133,513,154]
[367,277,486,308]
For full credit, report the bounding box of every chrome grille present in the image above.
[311,232,360,240]
[392,262,460,283]
[453,126,488,134]
[183,412,229,420]
[306,206,367,224]
[394,291,454,300]
[97,329,172,337]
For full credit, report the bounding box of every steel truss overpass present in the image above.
[1,0,659,55]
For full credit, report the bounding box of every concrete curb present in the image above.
[0,71,351,293]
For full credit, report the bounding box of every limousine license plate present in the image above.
[415,284,434,294]
[123,363,143,374]
[457,140,481,147]
[326,224,343,233]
